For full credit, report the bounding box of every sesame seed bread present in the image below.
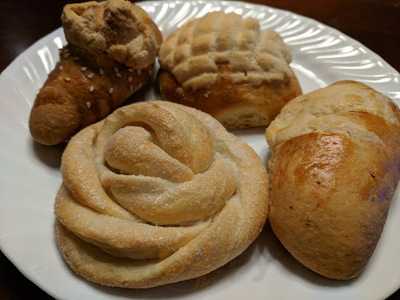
[29,0,162,145]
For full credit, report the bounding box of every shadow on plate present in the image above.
[126,69,161,104]
[31,140,64,169]
[262,223,356,288]
[90,234,260,299]
[230,127,271,163]
[53,221,355,299]
[86,225,355,298]
[125,82,157,105]
[230,127,266,142]
[30,81,156,170]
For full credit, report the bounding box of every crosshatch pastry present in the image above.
[29,0,162,145]
[55,101,269,288]
[158,12,302,129]
[266,80,400,279]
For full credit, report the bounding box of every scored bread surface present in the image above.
[159,12,302,129]
[159,12,293,90]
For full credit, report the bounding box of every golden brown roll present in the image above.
[55,101,268,288]
[158,12,301,129]
[29,0,162,145]
[266,81,400,279]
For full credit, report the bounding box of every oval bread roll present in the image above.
[55,101,269,288]
[266,80,400,279]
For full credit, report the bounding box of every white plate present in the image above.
[1,1,400,299]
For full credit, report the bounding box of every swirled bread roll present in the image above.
[55,101,268,288]
[158,12,302,129]
[29,0,162,145]
[266,81,400,279]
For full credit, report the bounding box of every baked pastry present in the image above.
[55,101,268,288]
[158,12,301,129]
[266,80,400,279]
[29,0,162,145]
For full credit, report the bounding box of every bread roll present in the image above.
[55,101,269,288]
[266,80,400,279]
[158,12,301,129]
[29,0,162,145]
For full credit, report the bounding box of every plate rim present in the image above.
[2,0,399,82]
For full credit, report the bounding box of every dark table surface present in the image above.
[0,0,399,299]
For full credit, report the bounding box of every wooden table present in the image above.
[0,0,399,299]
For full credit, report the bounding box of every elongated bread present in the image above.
[266,80,400,279]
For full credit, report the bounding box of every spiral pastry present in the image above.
[55,101,268,288]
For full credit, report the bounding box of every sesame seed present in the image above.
[128,76,133,83]
[81,67,87,71]
[64,77,71,82]
[128,68,133,73]
[99,68,104,75]
[89,85,94,92]
[113,66,122,78]
[108,87,114,94]
[59,65,64,71]
[86,101,91,108]
[87,73,94,79]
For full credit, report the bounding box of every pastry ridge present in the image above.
[55,101,269,288]
[159,12,292,90]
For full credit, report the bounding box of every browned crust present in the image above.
[159,65,302,129]
[267,81,400,279]
[62,0,162,69]
[29,48,153,145]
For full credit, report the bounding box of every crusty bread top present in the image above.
[267,80,400,147]
[266,80,400,280]
[159,12,292,90]
[62,0,162,69]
